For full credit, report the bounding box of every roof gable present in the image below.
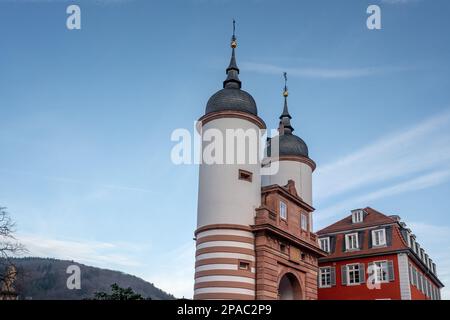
[317,207,397,234]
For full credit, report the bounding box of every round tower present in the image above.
[194,22,266,300]
[262,73,316,207]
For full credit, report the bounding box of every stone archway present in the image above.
[278,272,303,300]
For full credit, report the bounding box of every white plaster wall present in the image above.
[262,160,313,206]
[398,253,412,300]
[197,117,262,228]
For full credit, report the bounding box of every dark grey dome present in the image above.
[267,133,309,158]
[279,133,309,157]
[206,88,257,116]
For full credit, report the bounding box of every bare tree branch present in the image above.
[0,207,27,288]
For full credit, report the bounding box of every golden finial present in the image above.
[231,19,237,48]
[283,72,289,97]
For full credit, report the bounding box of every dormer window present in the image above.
[351,209,365,223]
[319,237,330,253]
[372,229,386,247]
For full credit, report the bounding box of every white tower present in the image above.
[194,22,266,300]
[262,73,316,206]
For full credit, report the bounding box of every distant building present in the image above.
[317,207,444,300]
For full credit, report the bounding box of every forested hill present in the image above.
[4,257,175,300]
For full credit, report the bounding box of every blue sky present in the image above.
[0,0,450,299]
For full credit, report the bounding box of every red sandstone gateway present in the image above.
[317,207,444,300]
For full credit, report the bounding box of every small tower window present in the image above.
[239,261,250,271]
[238,169,253,182]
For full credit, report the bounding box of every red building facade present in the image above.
[317,208,444,300]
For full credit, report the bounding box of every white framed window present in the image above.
[352,209,364,223]
[301,214,308,231]
[319,237,330,253]
[347,263,361,285]
[412,267,418,287]
[372,229,386,247]
[279,201,287,220]
[345,233,359,251]
[319,267,332,288]
[373,261,389,283]
[418,273,423,292]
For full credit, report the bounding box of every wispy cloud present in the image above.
[0,0,133,3]
[381,0,421,4]
[0,168,155,194]
[314,110,450,203]
[316,168,450,224]
[17,233,144,269]
[144,241,195,299]
[241,62,410,79]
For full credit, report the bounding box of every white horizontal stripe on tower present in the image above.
[195,275,255,284]
[196,229,254,239]
[194,287,255,296]
[196,241,254,250]
[195,264,255,273]
[196,252,255,262]
[195,264,237,272]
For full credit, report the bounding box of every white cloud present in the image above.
[381,0,421,4]
[0,168,155,195]
[241,62,409,79]
[17,233,144,269]
[143,241,195,299]
[314,110,450,202]
[315,168,450,226]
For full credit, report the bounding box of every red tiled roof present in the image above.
[317,207,409,261]
[317,207,397,235]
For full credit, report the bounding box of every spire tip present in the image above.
[283,72,288,97]
[231,19,237,48]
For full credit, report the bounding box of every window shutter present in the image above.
[359,263,365,284]
[358,231,365,249]
[409,264,412,284]
[341,265,347,285]
[331,267,336,286]
[386,226,393,246]
[330,235,336,253]
[388,260,395,281]
[342,235,347,252]
[368,230,373,249]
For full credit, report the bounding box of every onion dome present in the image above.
[205,20,258,116]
